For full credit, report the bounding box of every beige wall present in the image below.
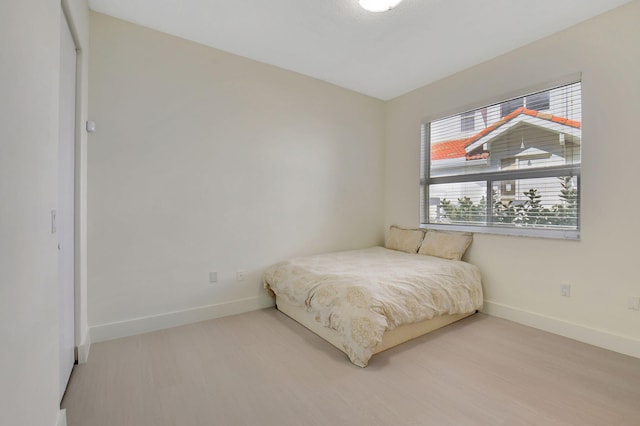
[0,0,90,424]
[88,13,385,338]
[385,1,640,356]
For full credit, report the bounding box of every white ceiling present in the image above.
[88,0,631,100]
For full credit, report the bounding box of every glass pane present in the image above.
[526,91,550,110]
[492,176,578,229]
[501,98,524,117]
[428,182,487,225]
[460,111,475,132]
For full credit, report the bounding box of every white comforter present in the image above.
[263,247,483,367]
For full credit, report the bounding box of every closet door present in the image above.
[58,9,76,401]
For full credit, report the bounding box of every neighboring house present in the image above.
[426,83,582,224]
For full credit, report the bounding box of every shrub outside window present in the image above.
[421,81,582,239]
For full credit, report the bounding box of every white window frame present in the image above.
[420,79,582,240]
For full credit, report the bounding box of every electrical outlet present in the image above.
[561,284,571,297]
[236,270,245,282]
[628,296,640,311]
[209,272,217,283]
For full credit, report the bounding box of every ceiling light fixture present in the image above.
[359,0,403,12]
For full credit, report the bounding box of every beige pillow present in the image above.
[386,226,425,254]
[418,230,473,260]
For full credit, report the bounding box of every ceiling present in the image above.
[88,0,631,100]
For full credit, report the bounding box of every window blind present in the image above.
[420,81,582,239]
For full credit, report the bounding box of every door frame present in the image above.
[58,6,78,401]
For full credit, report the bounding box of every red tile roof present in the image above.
[431,107,581,161]
[431,139,469,161]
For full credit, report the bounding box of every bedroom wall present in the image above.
[385,0,640,357]
[0,0,90,424]
[88,12,386,340]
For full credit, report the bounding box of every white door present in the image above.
[58,9,77,401]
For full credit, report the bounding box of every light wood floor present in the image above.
[62,309,640,426]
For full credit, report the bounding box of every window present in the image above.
[500,92,551,117]
[461,111,475,132]
[421,81,582,239]
[526,91,550,111]
[500,98,524,117]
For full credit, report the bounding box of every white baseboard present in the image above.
[76,329,91,364]
[483,300,640,359]
[56,409,67,426]
[90,296,275,343]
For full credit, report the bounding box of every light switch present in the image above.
[51,210,57,234]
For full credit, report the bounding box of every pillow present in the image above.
[418,230,473,260]
[385,225,425,254]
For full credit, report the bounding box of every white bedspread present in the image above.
[263,247,483,367]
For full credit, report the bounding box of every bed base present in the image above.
[275,296,475,357]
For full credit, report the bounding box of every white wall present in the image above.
[385,1,640,356]
[88,13,386,340]
[0,0,89,424]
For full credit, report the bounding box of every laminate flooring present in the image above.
[62,309,640,425]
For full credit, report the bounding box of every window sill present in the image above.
[421,223,580,240]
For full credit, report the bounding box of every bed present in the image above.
[263,230,483,367]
